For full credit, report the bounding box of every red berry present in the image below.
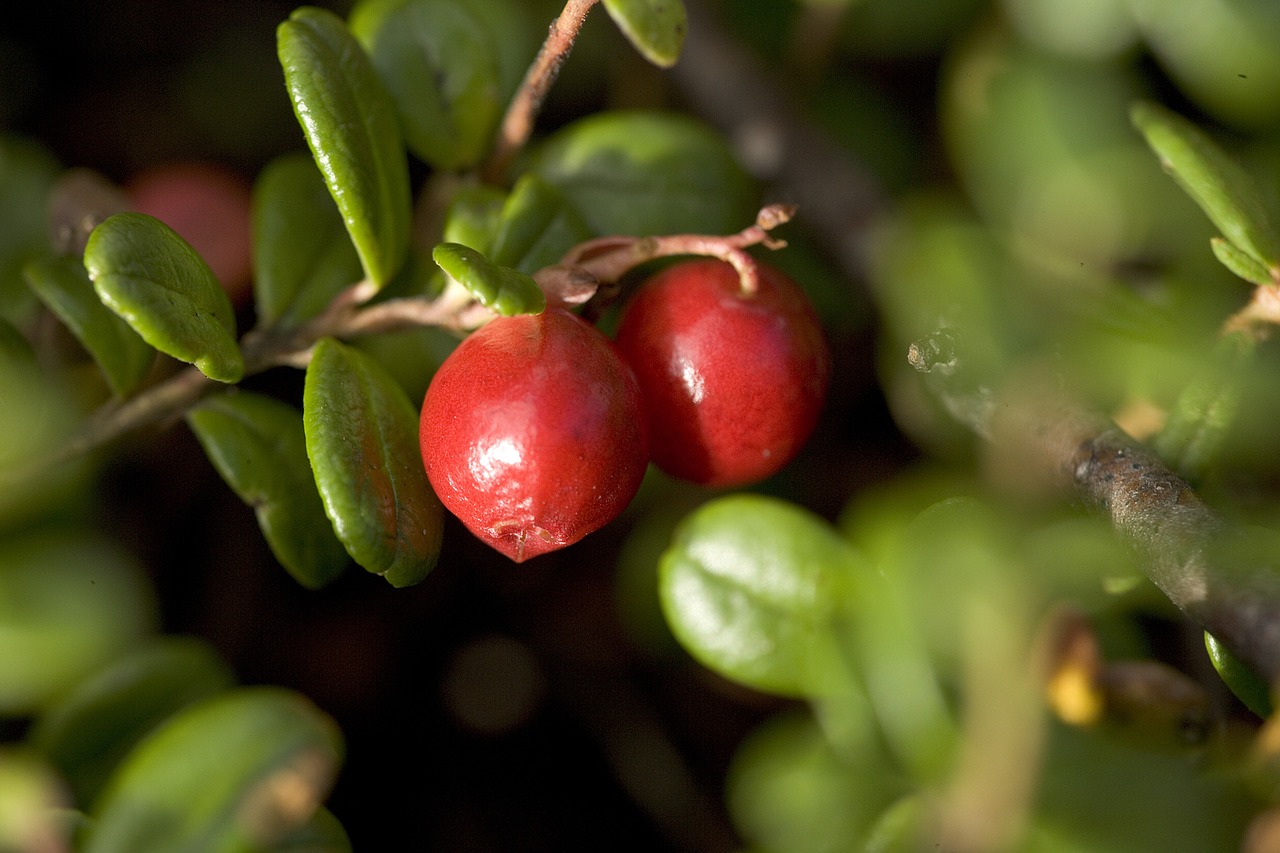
[420,308,649,562]
[615,258,830,487]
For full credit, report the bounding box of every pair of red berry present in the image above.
[419,258,831,562]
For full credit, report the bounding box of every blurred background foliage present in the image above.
[7,0,1280,850]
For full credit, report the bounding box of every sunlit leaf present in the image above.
[1205,631,1271,718]
[24,255,154,397]
[303,338,443,586]
[278,6,411,288]
[86,688,343,853]
[83,212,243,383]
[432,242,545,316]
[601,0,687,68]
[187,393,350,589]
[253,154,364,329]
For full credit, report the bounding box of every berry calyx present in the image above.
[420,307,649,562]
[615,258,830,487]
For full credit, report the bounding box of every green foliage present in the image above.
[278,6,411,289]
[600,0,688,68]
[0,136,59,322]
[303,338,443,587]
[431,242,545,316]
[488,174,593,274]
[1205,631,1273,718]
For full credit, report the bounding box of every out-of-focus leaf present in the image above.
[0,529,156,715]
[440,185,508,252]
[350,0,533,170]
[28,637,235,806]
[530,111,756,238]
[187,393,350,589]
[1206,631,1272,718]
[432,242,545,316]
[0,136,59,322]
[0,749,70,853]
[1132,100,1280,269]
[83,212,242,383]
[658,494,864,697]
[85,687,343,853]
[24,255,154,397]
[303,338,443,586]
[278,6,411,288]
[271,807,351,853]
[601,0,687,67]
[252,154,364,330]
[489,174,593,275]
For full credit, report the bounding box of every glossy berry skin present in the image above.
[615,258,830,487]
[420,308,648,562]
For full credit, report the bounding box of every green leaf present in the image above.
[24,255,155,397]
[303,338,443,586]
[350,0,532,170]
[659,494,864,697]
[0,135,60,323]
[601,0,687,68]
[278,6,411,288]
[86,687,343,853]
[530,110,756,238]
[83,212,243,383]
[440,185,508,253]
[29,637,235,806]
[432,242,545,316]
[489,174,593,274]
[272,807,350,853]
[187,393,350,589]
[252,154,364,330]
[1211,236,1274,287]
[1131,100,1280,269]
[1205,631,1272,718]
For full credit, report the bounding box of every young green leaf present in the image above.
[488,173,593,275]
[350,0,532,170]
[83,212,243,383]
[530,110,756,238]
[659,494,865,697]
[187,393,350,589]
[1211,236,1275,287]
[303,338,443,587]
[432,242,546,316]
[278,6,411,288]
[601,0,687,68]
[1131,100,1280,269]
[253,154,364,330]
[1205,631,1272,718]
[28,637,235,806]
[24,255,155,397]
[85,687,344,853]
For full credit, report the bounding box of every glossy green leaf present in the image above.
[24,255,155,397]
[350,0,532,170]
[0,529,156,715]
[187,393,350,589]
[278,6,411,288]
[1210,236,1274,286]
[1205,631,1272,718]
[83,212,243,383]
[601,0,687,67]
[432,242,545,316]
[303,338,443,586]
[489,174,593,275]
[530,111,756,238]
[1131,100,1280,268]
[86,687,343,853]
[253,154,364,329]
[659,494,864,697]
[29,637,235,806]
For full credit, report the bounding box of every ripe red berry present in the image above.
[615,258,830,487]
[420,307,649,562]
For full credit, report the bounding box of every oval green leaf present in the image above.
[530,110,756,239]
[1205,631,1273,718]
[659,494,864,697]
[601,0,687,68]
[86,687,343,853]
[187,393,350,589]
[303,338,443,586]
[489,173,593,275]
[24,255,155,397]
[253,154,364,330]
[83,212,243,383]
[1211,235,1274,287]
[278,6,411,288]
[432,242,545,316]
[1131,100,1280,269]
[350,0,530,170]
[29,637,235,807]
